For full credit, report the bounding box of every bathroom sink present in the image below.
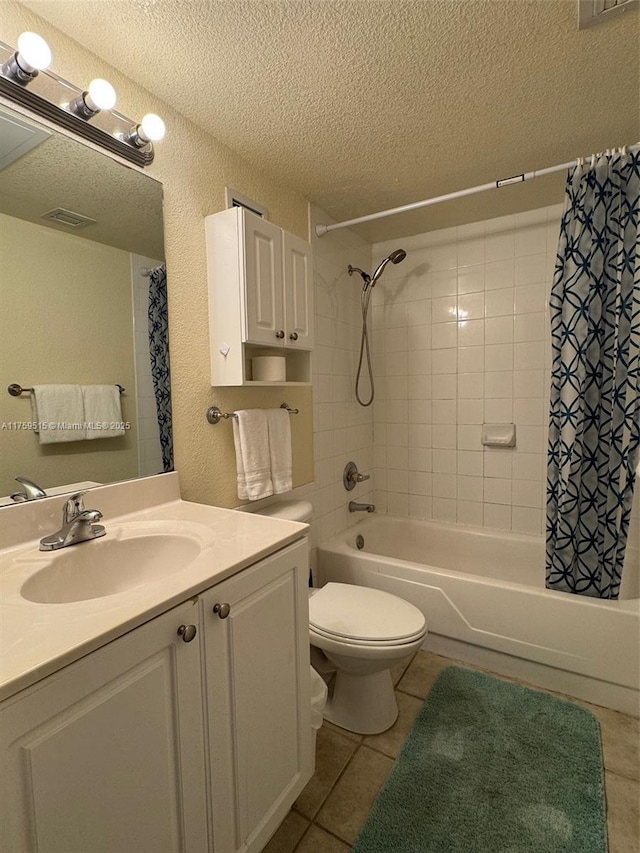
[19,525,208,604]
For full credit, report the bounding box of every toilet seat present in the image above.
[309,582,426,645]
[309,624,426,648]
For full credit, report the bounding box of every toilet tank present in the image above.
[249,500,313,524]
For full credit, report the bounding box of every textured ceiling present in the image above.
[23,0,639,242]
[0,105,164,257]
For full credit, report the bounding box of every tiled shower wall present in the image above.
[298,202,638,553]
[371,204,563,534]
[288,206,375,555]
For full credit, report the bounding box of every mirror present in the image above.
[0,103,170,506]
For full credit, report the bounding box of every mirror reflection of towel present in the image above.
[30,384,124,443]
[81,385,124,439]
[31,385,84,444]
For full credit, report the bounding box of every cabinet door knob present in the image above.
[275,330,285,339]
[289,332,299,341]
[177,624,197,642]
[213,602,231,619]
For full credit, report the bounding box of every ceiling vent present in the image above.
[40,208,97,228]
[578,0,638,28]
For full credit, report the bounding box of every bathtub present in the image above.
[316,516,640,716]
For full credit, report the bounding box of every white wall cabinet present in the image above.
[0,540,312,853]
[206,207,313,386]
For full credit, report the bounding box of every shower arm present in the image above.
[348,265,371,286]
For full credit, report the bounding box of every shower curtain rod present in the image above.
[315,142,640,237]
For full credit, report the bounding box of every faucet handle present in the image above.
[343,461,371,491]
[13,477,47,501]
[63,492,85,524]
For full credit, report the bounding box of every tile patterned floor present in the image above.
[263,651,640,853]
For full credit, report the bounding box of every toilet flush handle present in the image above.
[213,602,231,619]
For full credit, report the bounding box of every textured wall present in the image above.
[22,0,640,242]
[0,212,137,496]
[1,2,313,507]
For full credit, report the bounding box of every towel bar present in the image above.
[206,402,299,426]
[8,383,125,397]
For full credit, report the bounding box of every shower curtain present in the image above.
[148,264,174,472]
[546,151,640,600]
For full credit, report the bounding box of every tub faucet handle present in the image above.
[343,461,371,491]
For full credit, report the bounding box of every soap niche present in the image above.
[243,346,311,385]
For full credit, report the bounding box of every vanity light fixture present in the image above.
[126,113,166,147]
[68,78,117,119]
[0,34,164,167]
[1,31,52,85]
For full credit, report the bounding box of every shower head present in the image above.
[370,248,406,286]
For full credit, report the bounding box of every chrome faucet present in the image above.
[349,501,375,513]
[10,476,47,502]
[39,492,106,551]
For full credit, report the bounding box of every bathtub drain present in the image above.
[356,534,365,550]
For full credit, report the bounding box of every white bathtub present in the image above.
[316,516,640,716]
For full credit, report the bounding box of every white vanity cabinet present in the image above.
[206,207,313,386]
[0,539,312,853]
[0,598,209,853]
[202,541,313,853]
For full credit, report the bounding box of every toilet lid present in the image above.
[308,583,426,643]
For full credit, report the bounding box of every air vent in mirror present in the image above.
[40,208,96,228]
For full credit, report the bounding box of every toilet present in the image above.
[253,500,428,735]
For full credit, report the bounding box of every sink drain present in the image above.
[356,534,365,550]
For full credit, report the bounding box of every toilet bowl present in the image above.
[248,499,428,735]
[309,582,426,734]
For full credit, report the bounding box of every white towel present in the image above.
[266,408,292,494]
[232,409,273,500]
[31,385,85,444]
[81,385,125,439]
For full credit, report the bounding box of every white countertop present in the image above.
[0,496,307,702]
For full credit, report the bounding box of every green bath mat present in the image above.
[353,667,607,853]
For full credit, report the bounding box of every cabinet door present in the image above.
[242,212,285,347]
[0,601,208,853]
[283,231,314,350]
[202,541,312,853]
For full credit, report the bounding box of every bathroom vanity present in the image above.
[0,474,313,853]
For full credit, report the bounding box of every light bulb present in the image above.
[85,78,117,111]
[16,31,52,73]
[139,113,165,142]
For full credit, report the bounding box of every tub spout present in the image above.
[349,501,375,513]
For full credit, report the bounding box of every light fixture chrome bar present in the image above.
[315,142,640,237]
[0,39,156,167]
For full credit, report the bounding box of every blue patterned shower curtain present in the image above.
[546,151,640,600]
[148,264,174,472]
